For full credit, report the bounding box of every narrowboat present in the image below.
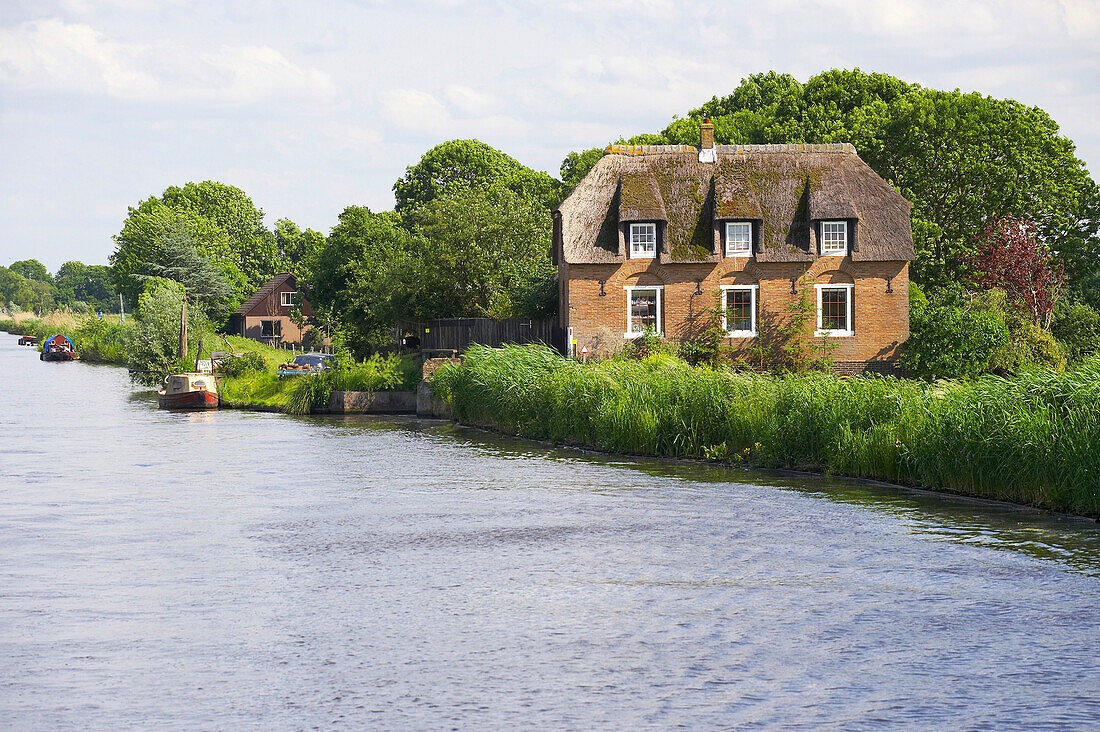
[158,373,219,410]
[40,334,79,361]
[18,335,38,346]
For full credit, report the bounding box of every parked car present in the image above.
[277,353,335,377]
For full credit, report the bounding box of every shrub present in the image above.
[220,351,266,377]
[1051,298,1100,362]
[126,278,208,386]
[284,353,418,415]
[902,299,1010,379]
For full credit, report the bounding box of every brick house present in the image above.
[553,122,914,373]
[227,273,316,345]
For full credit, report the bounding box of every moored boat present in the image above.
[158,373,219,410]
[40,334,79,361]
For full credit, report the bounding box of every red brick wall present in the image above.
[561,256,909,369]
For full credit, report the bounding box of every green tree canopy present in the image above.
[393,139,563,215]
[0,266,47,313]
[54,261,116,312]
[409,186,556,321]
[308,207,420,354]
[9,259,51,283]
[110,181,276,315]
[132,220,235,318]
[273,218,325,279]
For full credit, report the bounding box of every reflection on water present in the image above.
[2,338,1099,730]
[411,420,1100,577]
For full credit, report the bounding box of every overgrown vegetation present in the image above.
[433,344,1100,517]
[284,354,421,414]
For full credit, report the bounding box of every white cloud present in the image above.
[378,88,452,135]
[0,18,159,96]
[444,85,498,116]
[0,18,336,104]
[379,87,529,140]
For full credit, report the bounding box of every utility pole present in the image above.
[179,295,188,360]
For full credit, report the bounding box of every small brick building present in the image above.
[553,123,914,373]
[227,273,316,345]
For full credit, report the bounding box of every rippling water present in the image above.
[1,338,1099,730]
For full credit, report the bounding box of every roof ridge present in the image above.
[719,143,856,154]
[603,142,857,157]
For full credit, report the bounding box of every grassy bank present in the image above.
[433,344,1100,517]
[219,353,420,413]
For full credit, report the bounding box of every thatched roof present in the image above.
[556,143,913,264]
[619,172,667,222]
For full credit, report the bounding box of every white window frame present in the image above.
[629,223,657,259]
[725,221,753,257]
[281,290,297,307]
[815,283,854,337]
[720,284,758,337]
[820,221,848,256]
[623,285,663,338]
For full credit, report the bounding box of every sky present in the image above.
[1,0,1098,271]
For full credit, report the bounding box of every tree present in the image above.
[273,218,325,278]
[0,266,40,312]
[55,261,115,312]
[560,147,603,193]
[133,221,235,318]
[409,186,555,320]
[111,181,275,313]
[648,70,1097,289]
[393,139,563,215]
[9,259,51,283]
[967,217,1065,328]
[309,207,420,354]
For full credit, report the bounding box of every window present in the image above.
[624,285,663,337]
[725,222,752,257]
[281,290,298,307]
[260,319,282,339]
[630,223,657,258]
[815,284,854,336]
[821,221,848,256]
[721,285,758,337]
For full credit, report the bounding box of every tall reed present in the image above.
[433,344,1100,517]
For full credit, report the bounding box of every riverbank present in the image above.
[432,344,1100,518]
[1,312,420,414]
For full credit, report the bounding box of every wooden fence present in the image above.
[410,317,565,355]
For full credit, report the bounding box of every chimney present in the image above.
[698,117,716,163]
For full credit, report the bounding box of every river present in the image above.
[1,337,1099,730]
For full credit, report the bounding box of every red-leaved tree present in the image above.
[967,217,1065,328]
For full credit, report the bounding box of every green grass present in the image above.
[433,344,1100,517]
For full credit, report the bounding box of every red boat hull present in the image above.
[158,390,219,410]
[40,351,78,361]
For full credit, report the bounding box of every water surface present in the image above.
[1,337,1098,730]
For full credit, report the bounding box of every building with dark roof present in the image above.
[553,121,913,373]
[227,273,316,345]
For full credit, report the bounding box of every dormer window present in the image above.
[725,222,752,257]
[281,291,298,307]
[821,221,848,256]
[630,223,657,258]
